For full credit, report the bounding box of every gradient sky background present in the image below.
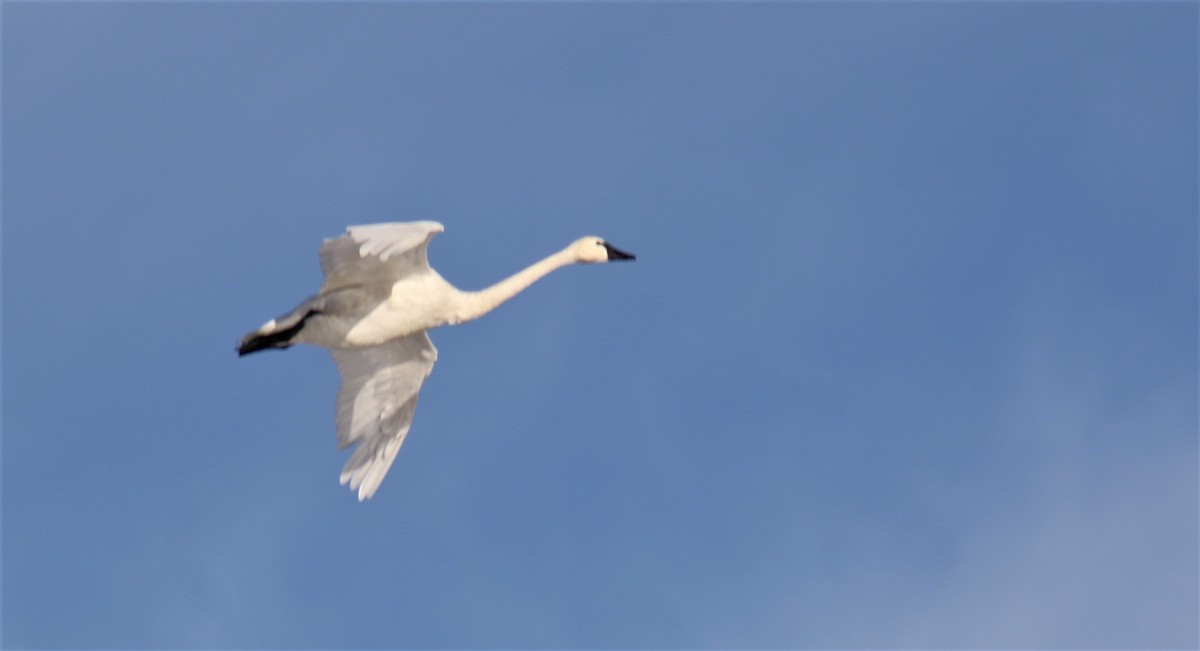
[3,3,1197,649]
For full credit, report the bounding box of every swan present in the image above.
[237,221,635,501]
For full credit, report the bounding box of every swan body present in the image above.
[238,221,634,500]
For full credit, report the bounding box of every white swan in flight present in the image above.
[238,221,635,501]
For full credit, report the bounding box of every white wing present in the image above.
[318,221,444,292]
[329,332,437,501]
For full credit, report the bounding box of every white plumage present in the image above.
[238,221,634,500]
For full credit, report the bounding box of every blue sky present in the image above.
[3,3,1196,648]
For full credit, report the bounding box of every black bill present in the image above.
[603,242,636,261]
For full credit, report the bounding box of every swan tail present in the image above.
[237,306,321,356]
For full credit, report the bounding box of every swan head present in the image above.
[572,237,636,264]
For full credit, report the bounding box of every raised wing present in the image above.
[329,332,438,501]
[318,221,444,293]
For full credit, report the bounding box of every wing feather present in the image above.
[318,221,444,292]
[329,332,438,501]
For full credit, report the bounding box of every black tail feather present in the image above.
[237,309,320,356]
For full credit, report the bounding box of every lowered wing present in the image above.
[329,332,438,501]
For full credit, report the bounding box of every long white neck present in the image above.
[450,248,576,324]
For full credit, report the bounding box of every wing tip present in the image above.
[339,463,383,502]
